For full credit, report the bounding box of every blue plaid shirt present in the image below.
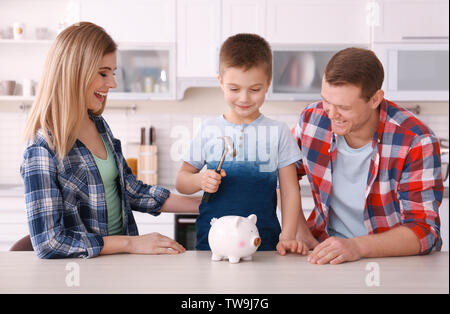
[20,114,170,259]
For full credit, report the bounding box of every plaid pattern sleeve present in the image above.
[122,154,170,215]
[291,114,307,181]
[100,117,171,216]
[397,135,443,254]
[294,100,443,253]
[20,144,104,259]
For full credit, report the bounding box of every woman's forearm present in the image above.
[100,235,131,255]
[160,193,201,214]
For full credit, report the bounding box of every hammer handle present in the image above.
[201,169,221,203]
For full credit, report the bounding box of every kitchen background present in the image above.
[0,0,448,251]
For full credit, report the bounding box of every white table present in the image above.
[0,251,448,294]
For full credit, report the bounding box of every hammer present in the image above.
[202,136,236,203]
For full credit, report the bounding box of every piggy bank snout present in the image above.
[253,237,261,247]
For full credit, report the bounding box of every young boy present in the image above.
[176,34,315,254]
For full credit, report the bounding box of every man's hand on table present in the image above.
[307,236,361,265]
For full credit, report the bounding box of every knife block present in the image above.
[137,145,158,185]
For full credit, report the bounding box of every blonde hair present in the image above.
[23,22,117,159]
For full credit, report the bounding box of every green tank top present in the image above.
[93,136,123,235]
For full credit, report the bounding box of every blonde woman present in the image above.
[21,22,200,259]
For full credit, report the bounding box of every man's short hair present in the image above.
[324,47,384,101]
[219,33,272,81]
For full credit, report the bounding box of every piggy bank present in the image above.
[208,214,261,263]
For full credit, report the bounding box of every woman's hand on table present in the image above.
[129,233,186,255]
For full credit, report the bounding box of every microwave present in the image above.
[373,43,449,101]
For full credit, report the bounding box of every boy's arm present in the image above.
[176,161,226,195]
[277,163,317,255]
[278,164,301,241]
[175,162,203,194]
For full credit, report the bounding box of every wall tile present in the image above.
[1,110,448,187]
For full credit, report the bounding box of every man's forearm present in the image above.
[353,226,421,258]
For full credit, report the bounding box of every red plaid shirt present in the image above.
[293,99,443,254]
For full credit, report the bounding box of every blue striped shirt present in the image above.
[20,114,170,259]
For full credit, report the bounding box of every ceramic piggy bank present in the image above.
[208,214,261,263]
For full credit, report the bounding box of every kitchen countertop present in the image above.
[0,251,447,294]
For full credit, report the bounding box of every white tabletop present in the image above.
[0,251,448,294]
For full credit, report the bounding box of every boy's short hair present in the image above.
[324,47,384,101]
[219,33,272,81]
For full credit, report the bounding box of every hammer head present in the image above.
[219,136,236,157]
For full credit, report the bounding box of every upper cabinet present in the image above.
[176,0,221,78]
[373,43,449,101]
[373,0,449,43]
[269,46,354,101]
[1,0,448,102]
[266,0,371,44]
[371,0,449,101]
[80,0,176,43]
[176,0,221,99]
[112,44,176,100]
[222,0,267,40]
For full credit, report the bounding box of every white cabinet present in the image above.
[373,43,449,101]
[176,0,221,78]
[0,196,27,251]
[132,211,175,239]
[371,0,449,101]
[373,0,449,43]
[222,0,267,40]
[269,46,356,101]
[112,44,176,100]
[267,0,370,44]
[176,0,221,99]
[80,0,176,43]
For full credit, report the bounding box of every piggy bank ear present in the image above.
[247,214,257,225]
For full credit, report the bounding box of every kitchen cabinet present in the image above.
[132,211,174,239]
[176,0,267,99]
[175,0,221,99]
[373,0,449,43]
[373,43,449,101]
[222,0,267,40]
[266,0,371,44]
[268,46,363,101]
[112,44,176,100]
[371,0,449,101]
[80,0,176,43]
[0,196,28,251]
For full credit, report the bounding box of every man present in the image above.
[293,48,443,265]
